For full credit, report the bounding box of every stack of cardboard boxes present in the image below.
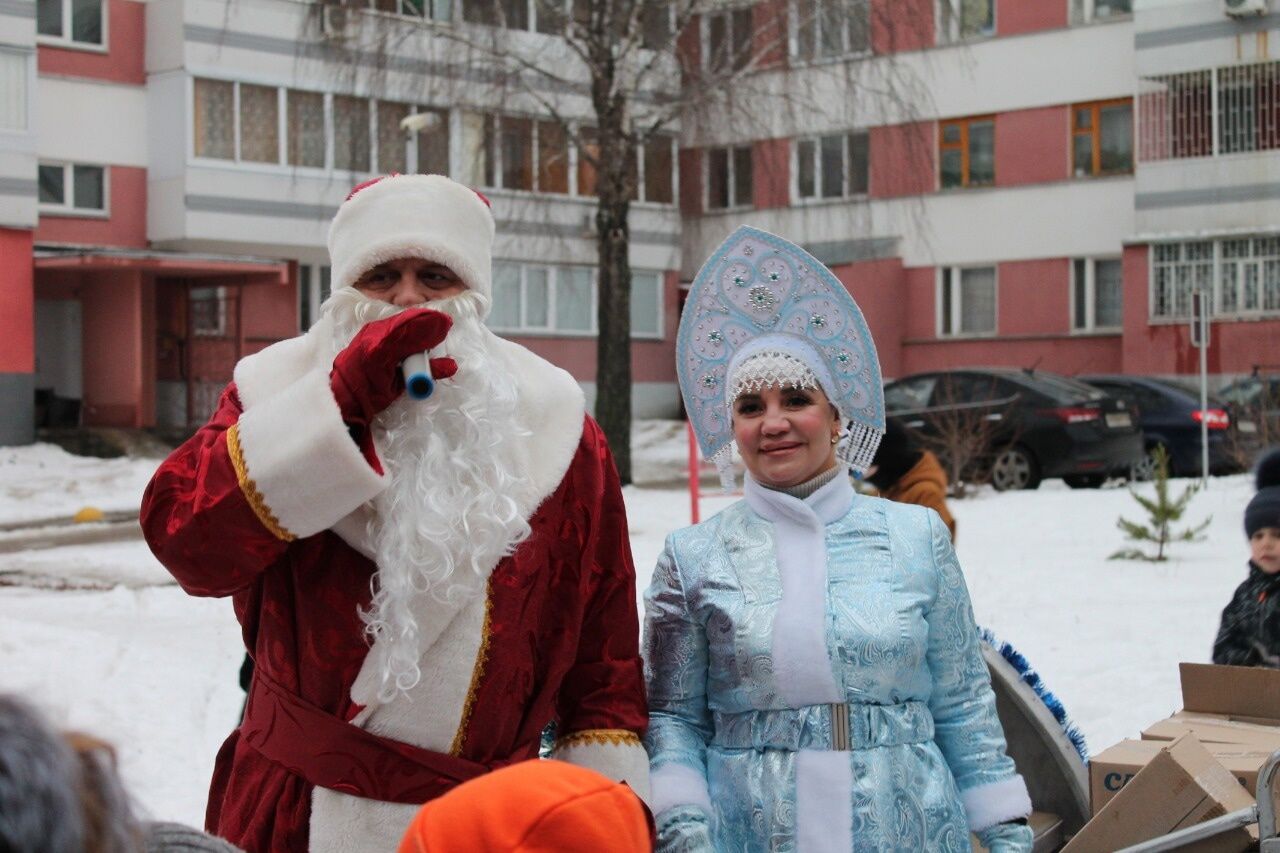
[1062,663,1280,852]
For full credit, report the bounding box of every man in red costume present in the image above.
[141,174,649,853]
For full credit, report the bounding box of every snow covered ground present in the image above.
[0,436,1260,829]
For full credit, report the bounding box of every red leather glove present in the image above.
[329,308,459,473]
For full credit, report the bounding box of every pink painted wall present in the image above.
[831,257,907,378]
[241,278,298,343]
[997,0,1068,36]
[871,0,934,54]
[505,270,680,384]
[753,0,788,68]
[80,269,150,426]
[998,258,1069,336]
[37,0,145,85]
[902,334,1123,376]
[995,107,1069,187]
[0,229,35,373]
[753,138,790,210]
[903,266,938,341]
[870,122,935,198]
[35,166,146,248]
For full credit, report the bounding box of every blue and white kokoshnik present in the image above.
[677,226,885,485]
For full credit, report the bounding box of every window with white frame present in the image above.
[462,0,571,32]
[37,0,103,46]
[1151,241,1213,319]
[796,131,868,200]
[0,50,29,131]
[937,0,993,43]
[640,135,676,204]
[1139,62,1280,162]
[792,0,868,62]
[190,286,228,337]
[371,0,452,21]
[938,266,996,336]
[480,116,566,193]
[1072,258,1122,331]
[194,79,451,176]
[1071,0,1131,24]
[1218,237,1280,317]
[37,162,106,213]
[488,263,663,337]
[298,264,332,332]
[705,6,753,72]
[706,145,752,210]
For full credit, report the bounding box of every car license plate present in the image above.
[1239,420,1258,433]
[1105,412,1132,428]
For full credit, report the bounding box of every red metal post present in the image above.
[687,420,700,525]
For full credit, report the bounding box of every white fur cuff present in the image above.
[235,369,386,538]
[648,762,712,819]
[960,775,1033,832]
[552,735,652,806]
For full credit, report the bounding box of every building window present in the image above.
[193,79,235,160]
[333,95,371,173]
[298,264,332,331]
[239,84,280,164]
[1151,241,1213,319]
[37,162,106,214]
[939,117,994,189]
[488,263,663,336]
[1072,258,1123,331]
[462,0,569,32]
[190,287,228,337]
[287,90,326,168]
[705,6,753,72]
[0,50,29,131]
[938,0,993,43]
[1072,99,1132,177]
[641,135,676,204]
[1219,237,1280,317]
[938,266,996,336]
[1139,63,1280,161]
[792,0,869,62]
[36,0,103,46]
[480,116,570,193]
[707,145,753,209]
[372,0,452,20]
[1071,0,1131,24]
[796,131,868,200]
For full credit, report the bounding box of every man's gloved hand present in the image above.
[329,308,458,472]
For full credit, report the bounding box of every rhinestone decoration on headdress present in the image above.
[729,351,820,401]
[677,226,885,489]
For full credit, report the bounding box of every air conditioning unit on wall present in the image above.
[1224,0,1268,17]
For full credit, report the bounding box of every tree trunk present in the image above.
[594,154,633,484]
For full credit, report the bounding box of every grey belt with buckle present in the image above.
[711,700,934,752]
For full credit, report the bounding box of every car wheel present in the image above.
[1129,446,1163,482]
[991,446,1041,491]
[1063,473,1106,489]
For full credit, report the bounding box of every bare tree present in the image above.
[303,0,931,482]
[905,376,1024,497]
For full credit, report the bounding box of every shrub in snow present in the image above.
[1109,445,1210,562]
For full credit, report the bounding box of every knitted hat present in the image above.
[397,760,652,853]
[328,174,495,306]
[1246,449,1280,537]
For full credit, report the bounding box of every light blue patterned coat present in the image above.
[643,477,1032,852]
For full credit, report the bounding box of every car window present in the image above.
[884,376,937,411]
[1023,372,1106,403]
[1219,378,1262,406]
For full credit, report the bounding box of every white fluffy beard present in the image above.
[321,289,532,703]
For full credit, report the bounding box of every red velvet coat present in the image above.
[141,383,647,852]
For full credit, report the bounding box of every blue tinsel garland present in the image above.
[979,626,1090,764]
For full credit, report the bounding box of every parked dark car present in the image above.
[883,367,1144,490]
[1078,374,1248,478]
[1218,373,1280,450]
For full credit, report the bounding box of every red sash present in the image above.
[240,668,517,804]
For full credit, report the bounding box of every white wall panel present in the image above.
[37,77,147,166]
[1136,154,1280,237]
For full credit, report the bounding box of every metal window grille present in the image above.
[1139,70,1212,161]
[1151,241,1213,318]
[1218,61,1280,155]
[1152,237,1280,320]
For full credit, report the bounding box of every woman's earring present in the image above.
[830,435,839,445]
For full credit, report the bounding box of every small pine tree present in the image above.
[1109,446,1211,561]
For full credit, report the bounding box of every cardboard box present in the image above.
[1091,738,1272,812]
[1064,734,1256,853]
[1181,662,1280,722]
[1143,711,1280,752]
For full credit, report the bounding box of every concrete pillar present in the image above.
[0,228,35,445]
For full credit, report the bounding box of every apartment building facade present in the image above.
[0,0,1276,445]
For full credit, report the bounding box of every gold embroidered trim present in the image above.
[555,729,643,750]
[226,422,296,543]
[450,587,493,756]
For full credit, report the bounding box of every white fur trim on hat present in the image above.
[328,174,495,303]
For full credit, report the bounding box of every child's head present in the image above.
[1246,449,1280,574]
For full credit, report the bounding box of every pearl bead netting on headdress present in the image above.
[727,350,822,402]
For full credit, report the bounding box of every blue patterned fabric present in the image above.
[677,226,885,479]
[643,495,1029,852]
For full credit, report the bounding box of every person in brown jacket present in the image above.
[865,418,957,540]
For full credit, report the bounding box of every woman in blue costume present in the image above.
[644,227,1033,852]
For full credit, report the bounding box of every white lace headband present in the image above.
[728,350,822,403]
